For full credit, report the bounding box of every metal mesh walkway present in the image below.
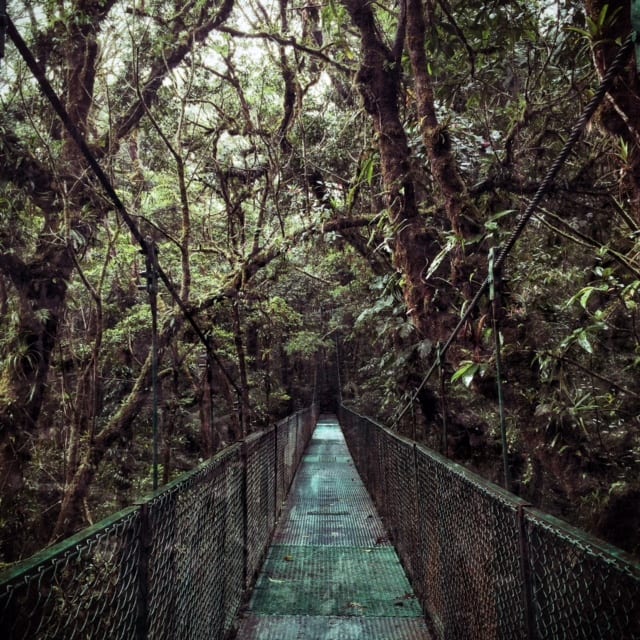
[234,415,432,639]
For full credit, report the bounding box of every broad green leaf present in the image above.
[576,330,593,354]
[451,360,480,387]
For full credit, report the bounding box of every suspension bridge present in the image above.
[1,398,639,639]
[1,13,640,640]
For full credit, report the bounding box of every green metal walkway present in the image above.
[234,415,432,639]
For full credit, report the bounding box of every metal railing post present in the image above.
[518,505,537,640]
[136,503,152,640]
[241,441,249,589]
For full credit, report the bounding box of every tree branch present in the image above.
[195,215,379,312]
[216,25,354,74]
[108,0,236,147]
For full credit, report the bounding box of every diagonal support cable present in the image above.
[393,33,634,429]
[6,16,241,396]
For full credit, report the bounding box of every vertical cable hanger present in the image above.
[436,344,448,456]
[312,353,318,407]
[489,248,511,491]
[139,238,160,490]
[335,335,343,406]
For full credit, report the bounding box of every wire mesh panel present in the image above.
[373,423,389,514]
[524,508,640,639]
[285,416,297,491]
[384,433,421,581]
[245,429,277,586]
[293,414,302,470]
[339,405,640,640]
[294,412,311,470]
[343,412,388,525]
[0,407,317,640]
[223,446,246,633]
[414,446,444,632]
[0,508,142,639]
[415,448,526,640]
[275,419,289,517]
[146,445,244,640]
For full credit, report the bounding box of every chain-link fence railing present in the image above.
[339,405,640,640]
[0,406,318,640]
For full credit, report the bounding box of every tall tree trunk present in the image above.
[51,316,181,541]
[585,0,640,219]
[199,358,219,456]
[0,250,71,560]
[342,0,439,339]
[0,1,105,559]
[405,0,486,300]
[64,260,104,488]
[0,0,238,558]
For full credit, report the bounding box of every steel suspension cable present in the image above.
[489,249,511,491]
[494,34,635,273]
[393,33,634,429]
[6,16,241,396]
[335,336,343,405]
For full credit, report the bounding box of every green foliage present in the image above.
[565,3,623,42]
[451,360,485,388]
[265,296,303,328]
[285,331,326,358]
[0,0,639,561]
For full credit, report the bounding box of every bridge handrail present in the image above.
[339,404,640,640]
[0,406,319,639]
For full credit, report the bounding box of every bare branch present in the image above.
[216,25,354,74]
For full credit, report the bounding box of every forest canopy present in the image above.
[1,0,639,563]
